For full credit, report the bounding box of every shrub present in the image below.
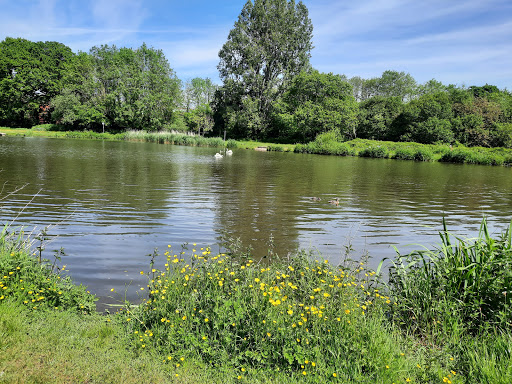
[358,146,389,158]
[413,147,434,161]
[393,147,415,160]
[267,145,284,152]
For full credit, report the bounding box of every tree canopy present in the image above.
[216,0,313,139]
[271,70,358,142]
[51,43,181,131]
[0,37,74,126]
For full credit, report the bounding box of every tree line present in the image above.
[1,0,511,148]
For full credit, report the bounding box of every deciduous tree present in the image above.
[216,0,313,138]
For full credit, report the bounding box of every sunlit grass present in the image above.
[294,136,512,166]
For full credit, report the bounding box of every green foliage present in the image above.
[0,225,96,313]
[52,44,181,132]
[387,219,512,337]
[358,96,403,140]
[182,78,217,135]
[294,136,354,156]
[271,70,358,142]
[440,147,508,166]
[394,92,454,143]
[124,130,225,147]
[358,146,389,158]
[31,123,69,131]
[0,37,74,127]
[225,139,239,149]
[352,71,417,102]
[407,117,455,144]
[491,122,512,148]
[216,0,313,138]
[119,246,462,383]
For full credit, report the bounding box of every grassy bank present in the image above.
[3,126,511,166]
[294,135,512,166]
[1,218,511,383]
[0,126,294,152]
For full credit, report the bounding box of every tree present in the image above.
[0,37,74,126]
[52,43,181,131]
[271,70,358,142]
[378,70,417,101]
[358,96,403,140]
[393,92,454,143]
[183,78,217,135]
[216,0,313,138]
[417,79,447,96]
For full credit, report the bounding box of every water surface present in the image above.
[1,136,510,307]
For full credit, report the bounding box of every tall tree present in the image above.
[52,43,181,131]
[0,37,73,126]
[183,77,217,135]
[216,0,313,138]
[271,70,358,142]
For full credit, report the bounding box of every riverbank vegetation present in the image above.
[295,136,512,166]
[2,0,511,154]
[1,216,511,382]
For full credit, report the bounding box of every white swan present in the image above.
[226,149,233,155]
[214,153,223,159]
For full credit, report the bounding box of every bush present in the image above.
[267,144,284,152]
[413,147,434,161]
[393,147,415,160]
[358,146,389,158]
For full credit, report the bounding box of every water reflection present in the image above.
[0,136,511,307]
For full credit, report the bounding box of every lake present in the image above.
[1,136,511,309]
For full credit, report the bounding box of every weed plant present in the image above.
[295,135,512,166]
[0,224,96,313]
[386,219,512,337]
[120,246,459,383]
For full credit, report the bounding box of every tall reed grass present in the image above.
[385,219,512,337]
[124,130,233,148]
[295,135,512,167]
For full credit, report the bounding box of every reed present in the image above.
[385,218,512,337]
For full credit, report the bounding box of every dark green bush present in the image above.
[358,146,389,158]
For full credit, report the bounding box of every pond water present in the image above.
[1,136,511,309]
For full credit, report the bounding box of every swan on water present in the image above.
[214,153,223,159]
[226,149,233,155]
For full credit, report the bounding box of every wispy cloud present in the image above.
[0,0,510,87]
[307,0,512,87]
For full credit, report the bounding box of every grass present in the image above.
[294,136,512,167]
[117,246,462,383]
[385,218,512,336]
[4,126,511,166]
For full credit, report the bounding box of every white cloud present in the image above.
[305,0,512,87]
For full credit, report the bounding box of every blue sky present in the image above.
[1,0,511,89]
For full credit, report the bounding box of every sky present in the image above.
[0,0,511,89]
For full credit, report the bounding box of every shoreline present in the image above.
[2,126,511,167]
